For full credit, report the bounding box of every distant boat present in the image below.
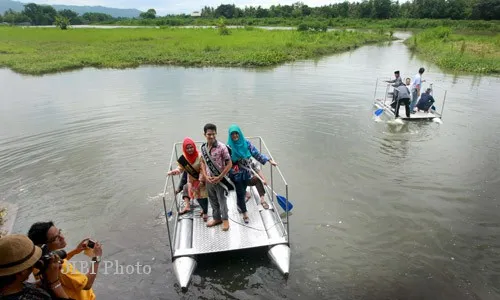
[372,79,447,122]
[161,136,291,291]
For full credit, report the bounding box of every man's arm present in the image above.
[67,238,92,260]
[83,261,99,290]
[66,249,79,260]
[218,146,233,179]
[200,158,214,184]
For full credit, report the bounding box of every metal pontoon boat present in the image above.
[161,137,291,291]
[372,78,447,122]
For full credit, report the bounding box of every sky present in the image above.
[27,0,347,15]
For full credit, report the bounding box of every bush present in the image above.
[54,16,70,30]
[297,23,309,31]
[217,17,230,35]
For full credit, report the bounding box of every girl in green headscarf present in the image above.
[227,125,277,223]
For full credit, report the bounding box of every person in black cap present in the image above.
[386,71,403,108]
[385,70,402,88]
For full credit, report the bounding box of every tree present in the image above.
[81,12,114,23]
[140,8,156,19]
[58,9,78,21]
[2,9,31,24]
[22,3,57,25]
[471,0,500,20]
[215,4,236,18]
[373,0,392,19]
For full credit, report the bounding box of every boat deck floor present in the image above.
[172,186,287,258]
[375,98,440,120]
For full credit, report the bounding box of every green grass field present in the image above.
[405,27,500,74]
[0,26,393,75]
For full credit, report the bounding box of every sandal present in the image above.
[261,201,269,209]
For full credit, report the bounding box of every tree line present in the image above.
[200,1,499,21]
[1,0,498,26]
[0,3,116,25]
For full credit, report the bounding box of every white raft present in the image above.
[161,137,291,291]
[372,78,447,122]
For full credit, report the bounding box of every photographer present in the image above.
[28,222,102,300]
[0,234,72,299]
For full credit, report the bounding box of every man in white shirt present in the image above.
[409,67,425,113]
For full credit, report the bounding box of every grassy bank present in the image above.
[404,27,500,74]
[0,26,393,75]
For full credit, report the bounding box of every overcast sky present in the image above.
[28,0,347,15]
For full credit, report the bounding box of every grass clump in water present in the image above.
[0,27,393,75]
[404,26,500,74]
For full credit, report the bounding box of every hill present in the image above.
[0,0,142,18]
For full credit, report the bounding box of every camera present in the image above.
[86,239,96,249]
[34,244,67,274]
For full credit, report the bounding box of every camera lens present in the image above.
[53,250,67,260]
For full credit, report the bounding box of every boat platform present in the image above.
[374,97,441,120]
[161,137,291,291]
[371,78,447,122]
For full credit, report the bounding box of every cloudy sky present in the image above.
[28,0,347,15]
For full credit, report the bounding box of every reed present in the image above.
[404,27,500,74]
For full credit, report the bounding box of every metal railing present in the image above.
[161,136,290,261]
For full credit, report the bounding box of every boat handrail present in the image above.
[248,136,290,245]
[161,136,290,261]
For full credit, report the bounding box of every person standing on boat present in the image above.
[167,137,209,221]
[409,67,425,113]
[199,123,233,231]
[394,83,411,118]
[227,125,277,223]
[385,70,402,88]
[387,71,402,109]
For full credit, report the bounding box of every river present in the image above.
[1,32,499,299]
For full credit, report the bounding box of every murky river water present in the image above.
[1,32,499,299]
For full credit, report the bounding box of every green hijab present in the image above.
[227,124,251,161]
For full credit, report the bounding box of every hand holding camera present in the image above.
[75,238,92,253]
[83,239,102,258]
[44,254,63,284]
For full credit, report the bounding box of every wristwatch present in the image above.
[92,256,101,263]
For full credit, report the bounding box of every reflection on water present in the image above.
[1,31,500,299]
